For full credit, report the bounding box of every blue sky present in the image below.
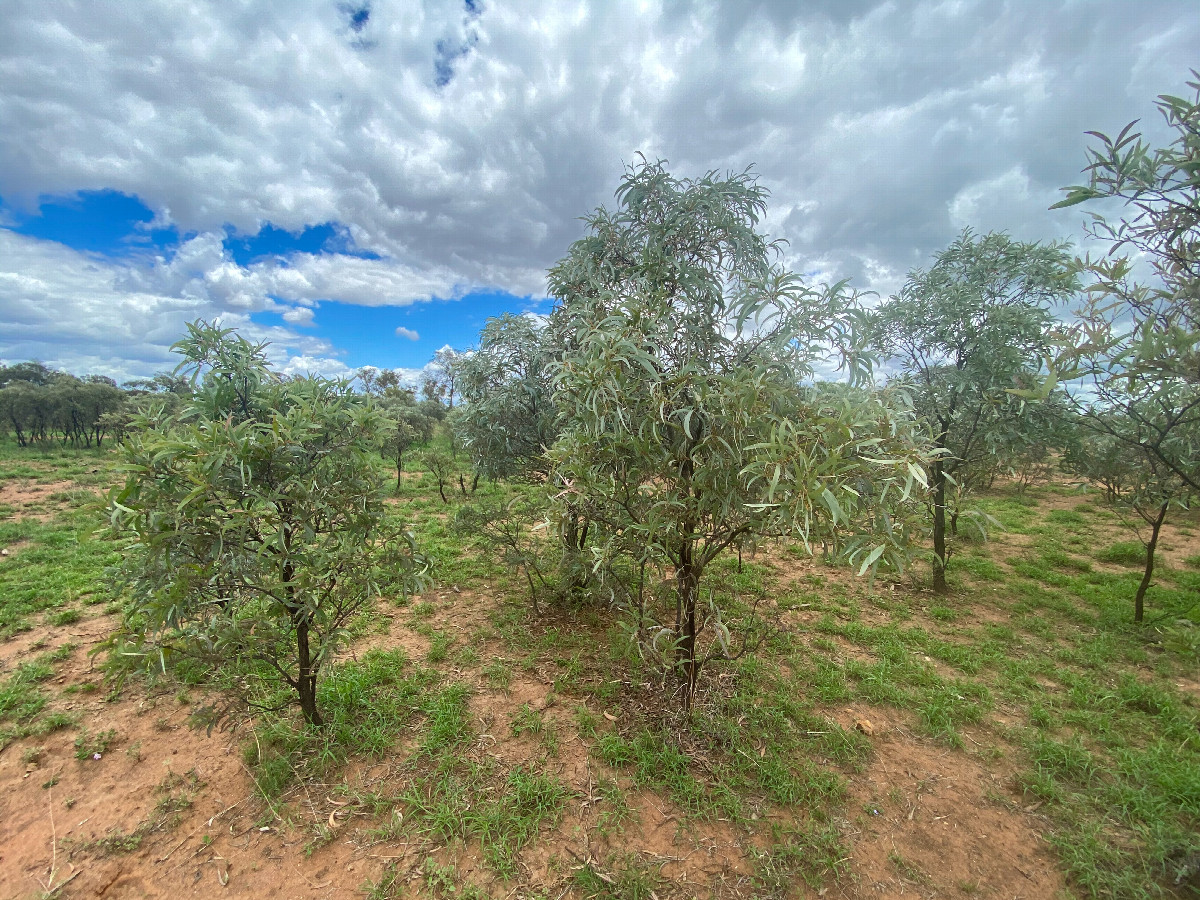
[1,1,1196,382]
[0,187,546,374]
[249,291,548,371]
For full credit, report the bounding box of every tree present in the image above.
[1047,72,1200,484]
[455,313,560,481]
[0,365,126,448]
[1039,72,1200,622]
[420,449,455,504]
[871,230,1079,593]
[377,394,434,490]
[548,159,929,709]
[106,322,427,726]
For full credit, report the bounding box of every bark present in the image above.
[675,542,700,712]
[295,616,323,726]
[932,458,948,594]
[1134,501,1169,625]
[558,506,589,591]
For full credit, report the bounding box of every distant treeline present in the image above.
[0,362,190,449]
[0,358,458,452]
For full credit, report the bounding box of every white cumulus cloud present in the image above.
[1,1,1197,377]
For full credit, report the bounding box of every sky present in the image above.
[0,1,1196,384]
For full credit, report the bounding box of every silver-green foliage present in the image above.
[1047,72,1200,495]
[1044,73,1200,622]
[106,322,427,725]
[455,313,559,481]
[547,159,930,707]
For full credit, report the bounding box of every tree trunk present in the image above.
[675,540,700,712]
[295,617,323,726]
[932,459,948,594]
[1134,501,1169,625]
[558,506,588,591]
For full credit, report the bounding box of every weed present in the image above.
[362,862,403,900]
[73,728,117,760]
[572,854,663,900]
[593,777,635,835]
[889,850,931,884]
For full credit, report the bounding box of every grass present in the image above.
[753,820,850,894]
[0,645,79,749]
[1097,540,1149,566]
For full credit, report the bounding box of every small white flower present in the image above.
[93,753,102,760]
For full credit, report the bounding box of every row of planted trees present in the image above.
[102,74,1199,726]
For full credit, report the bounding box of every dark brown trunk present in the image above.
[676,539,700,712]
[932,459,948,594]
[1134,501,1168,624]
[295,617,323,726]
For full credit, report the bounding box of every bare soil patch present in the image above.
[0,479,85,522]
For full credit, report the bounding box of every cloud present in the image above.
[1,0,1198,375]
[395,325,419,340]
[281,305,316,326]
[0,230,344,379]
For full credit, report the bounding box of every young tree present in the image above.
[107,322,427,726]
[419,449,455,504]
[548,159,929,709]
[1037,73,1200,621]
[871,230,1079,593]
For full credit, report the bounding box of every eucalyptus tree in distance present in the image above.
[871,230,1079,593]
[107,322,427,726]
[548,159,930,710]
[455,313,559,481]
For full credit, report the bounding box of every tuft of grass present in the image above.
[753,820,849,894]
[1096,541,1147,567]
[572,854,664,900]
[247,649,444,797]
